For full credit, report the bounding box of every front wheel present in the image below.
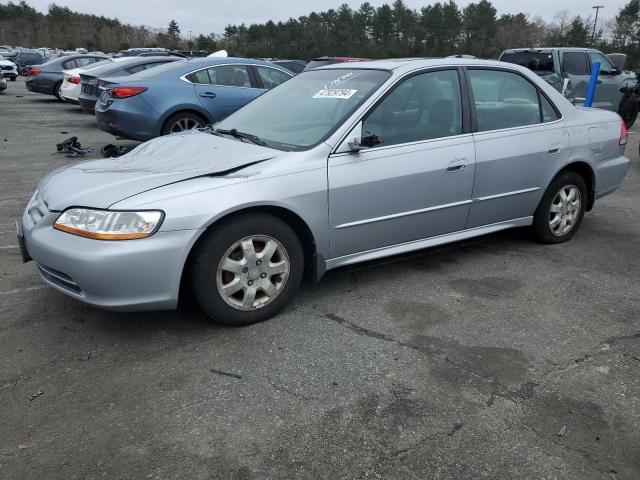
[189,213,304,326]
[532,171,587,244]
[10,76,16,81]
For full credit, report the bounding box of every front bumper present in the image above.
[21,206,203,311]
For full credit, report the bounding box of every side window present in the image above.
[588,52,614,74]
[362,69,462,147]
[209,65,251,88]
[189,69,211,84]
[74,57,94,68]
[468,69,541,131]
[62,59,77,69]
[540,94,559,122]
[255,66,291,89]
[562,52,589,75]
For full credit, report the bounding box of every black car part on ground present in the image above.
[55,136,91,158]
[101,144,135,158]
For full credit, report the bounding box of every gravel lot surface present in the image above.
[1,77,639,479]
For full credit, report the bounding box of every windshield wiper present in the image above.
[213,128,266,146]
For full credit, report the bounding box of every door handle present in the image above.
[199,92,216,98]
[446,158,467,173]
[548,146,560,155]
[596,79,602,84]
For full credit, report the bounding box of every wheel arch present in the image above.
[178,204,321,306]
[159,106,211,135]
[549,161,596,211]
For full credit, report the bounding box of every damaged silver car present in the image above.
[18,58,630,325]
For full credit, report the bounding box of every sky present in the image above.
[24,0,630,36]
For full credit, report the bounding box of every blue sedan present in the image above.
[95,57,293,141]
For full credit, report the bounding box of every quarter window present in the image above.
[562,52,589,75]
[468,69,542,131]
[362,69,462,147]
[540,94,559,122]
[255,66,291,89]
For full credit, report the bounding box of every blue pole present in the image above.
[584,61,601,108]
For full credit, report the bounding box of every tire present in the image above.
[532,171,587,244]
[53,81,63,102]
[10,76,16,81]
[618,95,638,129]
[161,111,207,135]
[189,213,304,326]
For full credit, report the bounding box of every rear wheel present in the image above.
[53,81,63,101]
[10,76,16,81]
[189,213,304,326]
[532,171,587,244]
[161,112,207,135]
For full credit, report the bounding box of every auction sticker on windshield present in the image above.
[313,89,358,99]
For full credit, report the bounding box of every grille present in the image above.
[0,66,13,71]
[27,193,47,224]
[38,264,82,294]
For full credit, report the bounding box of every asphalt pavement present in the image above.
[1,77,639,479]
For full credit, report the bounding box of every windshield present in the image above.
[215,68,390,151]
[501,52,555,73]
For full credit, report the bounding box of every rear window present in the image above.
[303,60,336,71]
[500,52,554,73]
[126,60,187,79]
[80,59,112,70]
[562,52,589,75]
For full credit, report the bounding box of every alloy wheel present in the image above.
[169,117,202,133]
[216,235,290,311]
[549,185,581,237]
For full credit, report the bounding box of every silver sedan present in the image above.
[19,58,630,325]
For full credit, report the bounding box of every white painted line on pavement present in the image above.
[0,285,46,296]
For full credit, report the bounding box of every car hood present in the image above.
[38,131,279,210]
[0,59,15,67]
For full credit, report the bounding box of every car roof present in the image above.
[314,57,526,73]
[80,56,180,77]
[501,47,601,53]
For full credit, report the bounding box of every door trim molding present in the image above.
[474,187,540,202]
[334,199,472,230]
[326,216,533,270]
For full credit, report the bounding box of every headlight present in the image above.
[53,208,163,240]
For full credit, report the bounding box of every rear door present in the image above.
[465,67,569,228]
[191,64,262,121]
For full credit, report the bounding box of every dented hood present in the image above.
[39,131,278,210]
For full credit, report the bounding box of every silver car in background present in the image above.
[18,58,630,326]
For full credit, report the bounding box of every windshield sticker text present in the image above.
[313,89,358,99]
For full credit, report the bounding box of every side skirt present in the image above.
[324,216,533,271]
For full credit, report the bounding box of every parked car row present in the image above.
[17,56,630,326]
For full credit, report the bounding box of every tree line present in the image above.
[1,0,639,67]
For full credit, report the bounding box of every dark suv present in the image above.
[15,50,45,76]
[499,47,637,126]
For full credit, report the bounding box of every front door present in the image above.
[328,68,476,259]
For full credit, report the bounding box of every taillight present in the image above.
[68,76,81,85]
[109,87,147,99]
[29,68,41,76]
[620,121,629,146]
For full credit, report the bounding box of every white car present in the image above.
[0,57,18,81]
[59,58,118,103]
